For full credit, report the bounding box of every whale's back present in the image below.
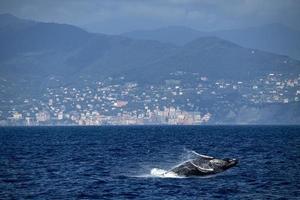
[169,154,237,177]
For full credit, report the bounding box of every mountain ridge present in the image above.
[0,14,300,124]
[0,14,299,83]
[122,24,300,60]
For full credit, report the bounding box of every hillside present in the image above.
[0,14,300,125]
[122,26,206,45]
[125,37,300,83]
[123,24,300,60]
[0,14,176,83]
[1,14,299,84]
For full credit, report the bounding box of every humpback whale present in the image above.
[152,151,238,177]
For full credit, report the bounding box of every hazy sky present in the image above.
[0,0,300,34]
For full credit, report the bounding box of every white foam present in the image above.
[150,168,183,178]
[132,150,219,179]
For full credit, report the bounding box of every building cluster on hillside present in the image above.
[0,72,299,125]
[7,107,211,126]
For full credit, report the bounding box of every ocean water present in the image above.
[0,126,299,199]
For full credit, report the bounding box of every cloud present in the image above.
[0,0,299,33]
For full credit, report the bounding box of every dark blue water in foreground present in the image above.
[0,126,299,199]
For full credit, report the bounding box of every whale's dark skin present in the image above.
[169,153,238,177]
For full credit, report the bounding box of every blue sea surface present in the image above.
[0,126,299,199]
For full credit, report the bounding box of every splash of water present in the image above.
[150,168,182,178]
[135,149,213,178]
